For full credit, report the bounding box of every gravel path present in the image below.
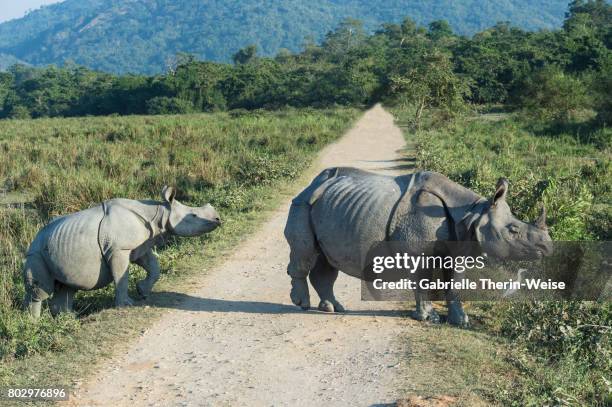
[73,104,415,407]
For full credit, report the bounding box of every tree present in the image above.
[0,72,13,117]
[389,50,470,128]
[589,56,612,124]
[376,17,423,48]
[321,19,366,61]
[562,1,612,72]
[170,61,229,111]
[220,60,283,109]
[232,45,258,65]
[428,20,454,42]
[145,96,194,115]
[565,0,612,40]
[514,65,591,124]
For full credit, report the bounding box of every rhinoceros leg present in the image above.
[309,255,345,313]
[405,190,449,324]
[285,204,319,310]
[49,284,76,316]
[446,297,468,326]
[107,250,134,307]
[414,288,441,323]
[134,249,160,299]
[23,255,54,318]
[412,260,441,323]
[444,269,469,326]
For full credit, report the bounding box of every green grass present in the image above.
[392,107,611,406]
[397,317,508,406]
[0,107,359,389]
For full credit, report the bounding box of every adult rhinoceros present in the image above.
[284,167,552,325]
[23,186,221,318]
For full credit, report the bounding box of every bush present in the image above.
[0,311,80,360]
[514,66,592,124]
[8,105,31,119]
[494,301,611,406]
[236,153,299,186]
[589,61,612,125]
[145,96,194,115]
[498,301,611,369]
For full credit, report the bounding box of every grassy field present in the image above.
[393,107,611,406]
[0,108,359,389]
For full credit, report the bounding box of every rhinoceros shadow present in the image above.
[147,291,407,318]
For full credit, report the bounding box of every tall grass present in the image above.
[393,107,611,406]
[0,108,358,364]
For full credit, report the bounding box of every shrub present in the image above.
[236,153,299,186]
[0,311,80,360]
[497,301,611,369]
[494,301,611,406]
[145,96,194,115]
[589,61,612,125]
[514,66,592,124]
[8,105,31,119]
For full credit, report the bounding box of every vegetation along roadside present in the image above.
[0,108,359,392]
[392,105,611,406]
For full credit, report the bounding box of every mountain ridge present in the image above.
[0,0,571,74]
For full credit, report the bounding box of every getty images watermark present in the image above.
[360,241,611,301]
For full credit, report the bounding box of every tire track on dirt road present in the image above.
[73,104,416,407]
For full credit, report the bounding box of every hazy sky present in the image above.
[0,0,64,23]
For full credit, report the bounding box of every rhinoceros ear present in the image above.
[162,186,176,203]
[490,177,509,206]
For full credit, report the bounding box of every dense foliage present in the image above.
[0,0,572,74]
[0,0,610,137]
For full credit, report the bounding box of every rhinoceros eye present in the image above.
[509,224,520,234]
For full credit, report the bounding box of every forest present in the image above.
[0,0,609,135]
[0,0,570,73]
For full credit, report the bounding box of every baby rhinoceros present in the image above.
[23,186,221,318]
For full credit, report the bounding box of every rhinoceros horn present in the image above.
[535,206,547,230]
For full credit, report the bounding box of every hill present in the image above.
[0,0,571,74]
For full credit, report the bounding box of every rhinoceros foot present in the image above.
[447,306,469,327]
[414,309,441,324]
[318,299,346,313]
[136,281,150,299]
[290,278,310,310]
[115,296,135,307]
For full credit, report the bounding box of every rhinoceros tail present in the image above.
[97,201,113,267]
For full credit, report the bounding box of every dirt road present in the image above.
[75,104,416,406]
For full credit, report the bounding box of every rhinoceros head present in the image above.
[474,178,552,259]
[162,186,221,237]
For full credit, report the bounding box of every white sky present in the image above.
[0,0,64,23]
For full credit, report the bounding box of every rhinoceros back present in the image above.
[30,205,110,290]
[311,172,404,277]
